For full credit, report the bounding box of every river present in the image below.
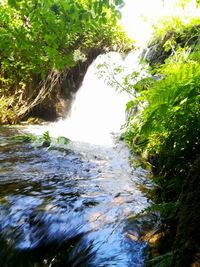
[0,52,152,267]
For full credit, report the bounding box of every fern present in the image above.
[148,252,173,267]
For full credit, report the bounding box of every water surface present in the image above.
[0,126,150,267]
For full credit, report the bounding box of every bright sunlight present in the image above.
[121,0,199,45]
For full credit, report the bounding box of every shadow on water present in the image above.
[0,127,151,266]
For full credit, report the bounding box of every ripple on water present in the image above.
[0,127,151,266]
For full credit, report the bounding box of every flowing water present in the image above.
[0,52,152,266]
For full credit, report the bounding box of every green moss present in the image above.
[171,157,200,266]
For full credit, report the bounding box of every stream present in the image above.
[0,126,151,267]
[0,52,152,266]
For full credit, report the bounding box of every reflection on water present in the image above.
[0,127,150,266]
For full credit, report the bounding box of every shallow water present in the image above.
[0,126,151,266]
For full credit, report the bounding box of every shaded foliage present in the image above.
[118,13,200,267]
[0,0,132,123]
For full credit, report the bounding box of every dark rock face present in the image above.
[31,48,103,121]
[171,157,200,267]
[144,24,200,67]
[144,32,173,67]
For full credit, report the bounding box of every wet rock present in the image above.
[114,192,121,198]
[126,213,161,243]
[42,140,50,147]
[83,200,99,207]
[30,48,104,121]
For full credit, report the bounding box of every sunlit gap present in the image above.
[121,0,199,46]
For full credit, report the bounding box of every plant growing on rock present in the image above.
[0,0,132,123]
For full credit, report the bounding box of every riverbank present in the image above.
[122,18,200,266]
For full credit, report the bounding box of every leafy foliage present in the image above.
[151,11,200,47]
[40,131,51,142]
[6,133,36,143]
[0,96,18,124]
[5,131,70,147]
[0,0,131,123]
[126,47,200,174]
[148,252,172,267]
[117,11,200,266]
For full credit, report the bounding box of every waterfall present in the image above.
[54,53,129,145]
[1,50,151,267]
[26,50,145,146]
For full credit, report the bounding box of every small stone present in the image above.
[114,192,121,198]
[42,140,50,147]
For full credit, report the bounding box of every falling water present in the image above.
[0,50,153,267]
[54,54,128,145]
[27,50,145,146]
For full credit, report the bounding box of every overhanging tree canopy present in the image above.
[0,0,132,122]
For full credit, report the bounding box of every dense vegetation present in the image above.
[122,13,200,267]
[0,0,131,124]
[1,0,200,266]
[96,3,200,264]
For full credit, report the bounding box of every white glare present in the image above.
[121,0,199,46]
[27,53,134,146]
[53,54,129,145]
